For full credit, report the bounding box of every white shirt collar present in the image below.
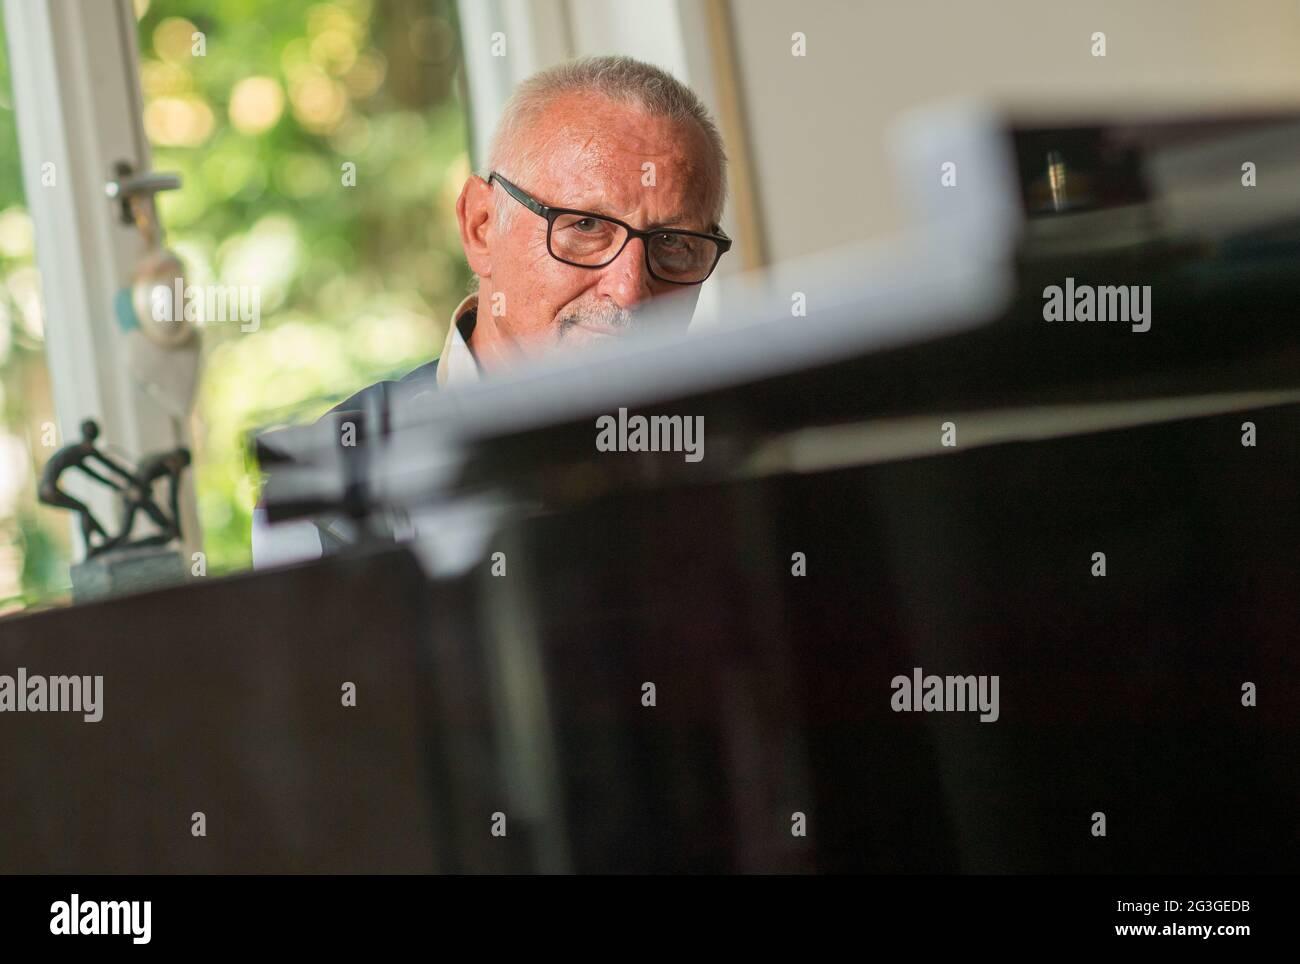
[436,294,482,389]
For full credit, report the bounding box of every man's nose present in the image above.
[596,237,654,309]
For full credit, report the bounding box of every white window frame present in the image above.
[4,0,199,561]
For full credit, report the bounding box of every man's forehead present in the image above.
[540,91,694,156]
[524,95,713,220]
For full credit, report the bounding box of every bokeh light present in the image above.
[144,95,216,147]
[153,17,201,65]
[229,77,285,135]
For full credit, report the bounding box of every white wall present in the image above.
[727,0,1300,261]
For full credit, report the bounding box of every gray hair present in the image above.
[485,55,728,233]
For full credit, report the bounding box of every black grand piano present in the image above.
[2,110,1297,873]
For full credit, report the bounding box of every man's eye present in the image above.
[656,233,686,250]
[572,218,601,232]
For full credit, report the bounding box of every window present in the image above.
[0,16,67,612]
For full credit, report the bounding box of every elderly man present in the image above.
[252,54,730,565]
[345,54,729,397]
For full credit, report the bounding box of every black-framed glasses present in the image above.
[489,171,731,285]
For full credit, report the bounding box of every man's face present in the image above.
[457,93,718,368]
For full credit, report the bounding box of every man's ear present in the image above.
[456,174,494,280]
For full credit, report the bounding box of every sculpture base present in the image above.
[71,546,186,603]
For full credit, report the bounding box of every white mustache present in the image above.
[562,304,638,332]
